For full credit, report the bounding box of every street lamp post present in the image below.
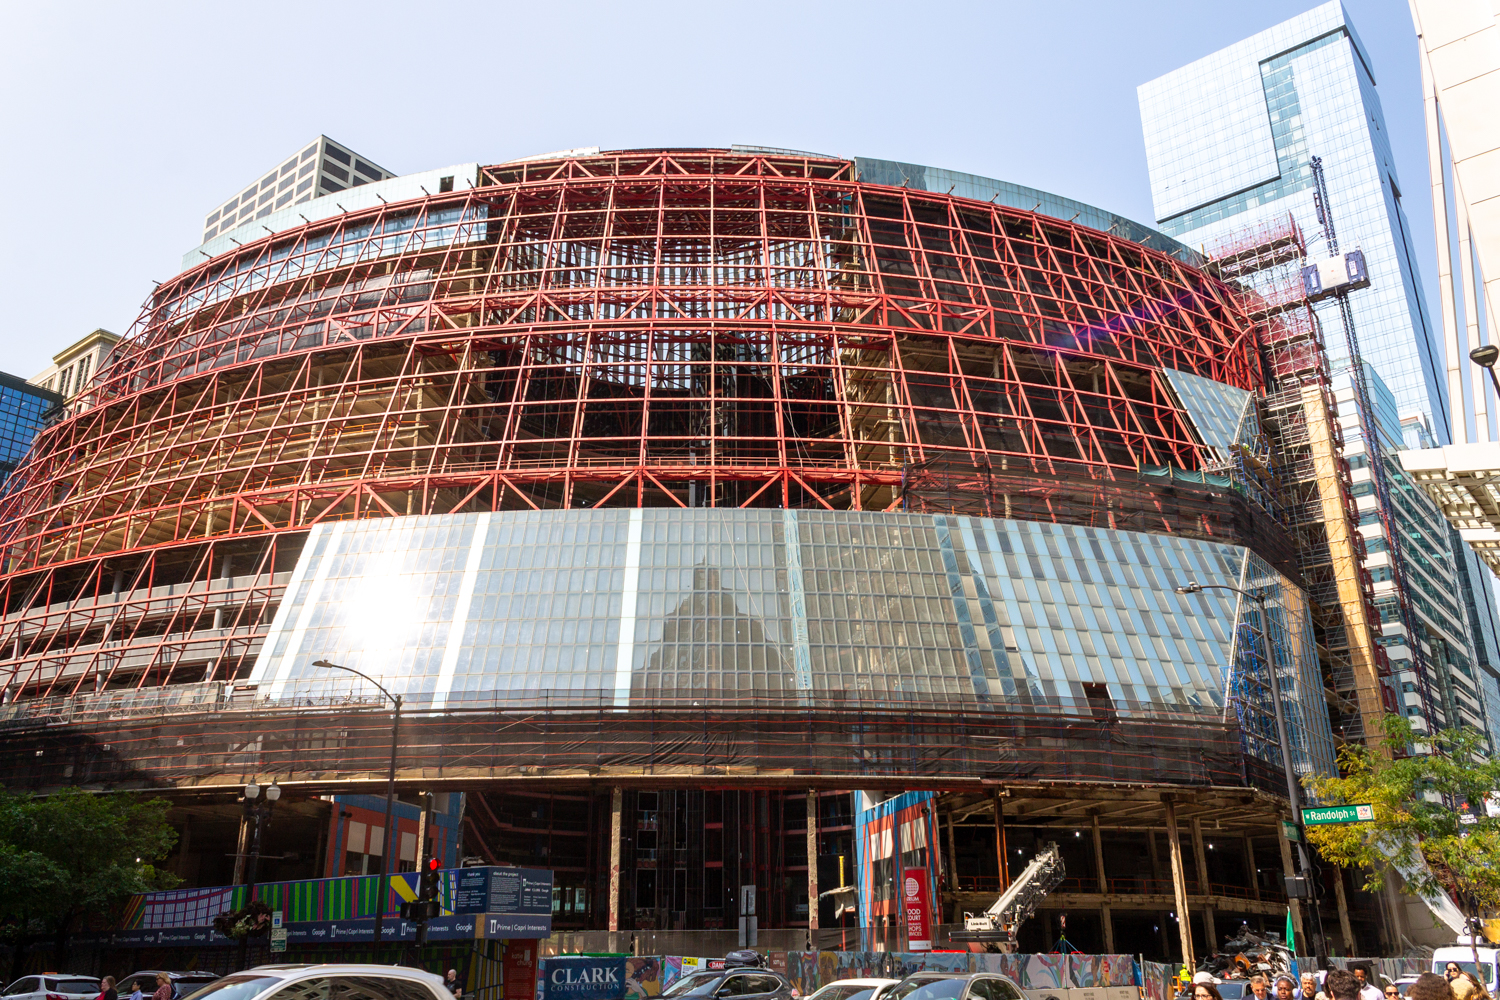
[312,659,402,951]
[1175,581,1328,968]
[237,780,280,969]
[1471,345,1500,398]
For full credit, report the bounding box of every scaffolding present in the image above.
[1209,215,1394,744]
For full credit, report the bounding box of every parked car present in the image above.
[149,967,448,1000]
[806,981,900,1000]
[661,966,800,1000]
[2,976,100,1000]
[884,973,1026,1000]
[116,973,220,1000]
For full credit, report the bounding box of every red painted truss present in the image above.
[1,149,1265,582]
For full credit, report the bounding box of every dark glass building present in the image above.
[0,371,59,482]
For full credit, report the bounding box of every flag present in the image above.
[1286,910,1299,979]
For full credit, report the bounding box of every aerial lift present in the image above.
[950,842,1066,950]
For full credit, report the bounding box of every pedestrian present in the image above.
[152,974,173,1000]
[1386,985,1402,1000]
[128,983,144,1000]
[1409,973,1455,1000]
[1193,985,1225,1000]
[444,971,461,998]
[1277,977,1298,1000]
[1457,974,1490,1000]
[1327,970,1361,1000]
[1353,967,1383,1000]
[98,978,117,1000]
[1249,977,1273,1000]
[1301,974,1319,1000]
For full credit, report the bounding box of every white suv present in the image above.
[170,967,450,1000]
[3,976,100,1000]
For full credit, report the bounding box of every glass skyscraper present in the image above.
[1141,2,1445,438]
[0,372,59,483]
[1139,1,1500,744]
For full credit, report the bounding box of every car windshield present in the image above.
[54,983,99,995]
[664,975,723,998]
[886,982,941,1000]
[168,977,278,1000]
[904,982,966,1000]
[1440,964,1496,985]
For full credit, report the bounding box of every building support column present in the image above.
[1243,835,1262,901]
[1191,815,1217,954]
[232,813,250,885]
[608,787,623,935]
[1278,823,1306,956]
[1334,867,1356,955]
[946,809,959,889]
[993,792,1010,889]
[1091,812,1114,953]
[1163,799,1194,970]
[806,790,819,937]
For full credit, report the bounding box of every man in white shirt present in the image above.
[1352,966,1383,1000]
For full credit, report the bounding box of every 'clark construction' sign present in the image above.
[538,958,627,1000]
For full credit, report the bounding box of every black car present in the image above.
[884,974,1026,1000]
[118,973,221,1000]
[661,968,798,1000]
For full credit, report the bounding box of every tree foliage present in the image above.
[0,786,180,953]
[1303,714,1500,927]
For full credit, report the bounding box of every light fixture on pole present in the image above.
[1174,580,1328,967]
[312,658,402,950]
[237,779,280,969]
[1471,345,1500,401]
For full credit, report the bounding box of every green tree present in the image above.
[0,787,180,976]
[1303,714,1500,967]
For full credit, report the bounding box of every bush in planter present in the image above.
[212,899,274,940]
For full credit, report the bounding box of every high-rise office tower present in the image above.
[200,136,395,245]
[1139,1,1500,746]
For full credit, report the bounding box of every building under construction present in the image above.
[0,147,1404,962]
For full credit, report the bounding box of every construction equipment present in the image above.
[951,842,1065,948]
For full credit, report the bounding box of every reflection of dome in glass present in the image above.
[644,565,787,695]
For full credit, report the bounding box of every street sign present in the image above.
[269,926,287,953]
[1280,820,1301,842]
[1302,804,1374,826]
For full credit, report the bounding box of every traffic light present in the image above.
[401,859,442,922]
[419,857,441,903]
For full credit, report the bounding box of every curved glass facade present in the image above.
[250,508,1337,779]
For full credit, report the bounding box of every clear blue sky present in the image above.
[0,0,1423,379]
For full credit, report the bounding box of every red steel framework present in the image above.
[0,149,1269,701]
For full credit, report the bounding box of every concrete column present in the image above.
[1277,824,1306,955]
[232,813,250,885]
[1243,835,1262,901]
[608,787,623,934]
[1092,813,1115,952]
[1191,816,1217,954]
[1333,866,1356,955]
[993,792,1010,889]
[1163,799,1195,970]
[806,790,819,933]
[1091,813,1108,893]
[946,810,959,888]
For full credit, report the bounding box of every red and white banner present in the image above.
[903,867,932,951]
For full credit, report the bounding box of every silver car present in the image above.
[165,966,449,1000]
[3,976,100,1000]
